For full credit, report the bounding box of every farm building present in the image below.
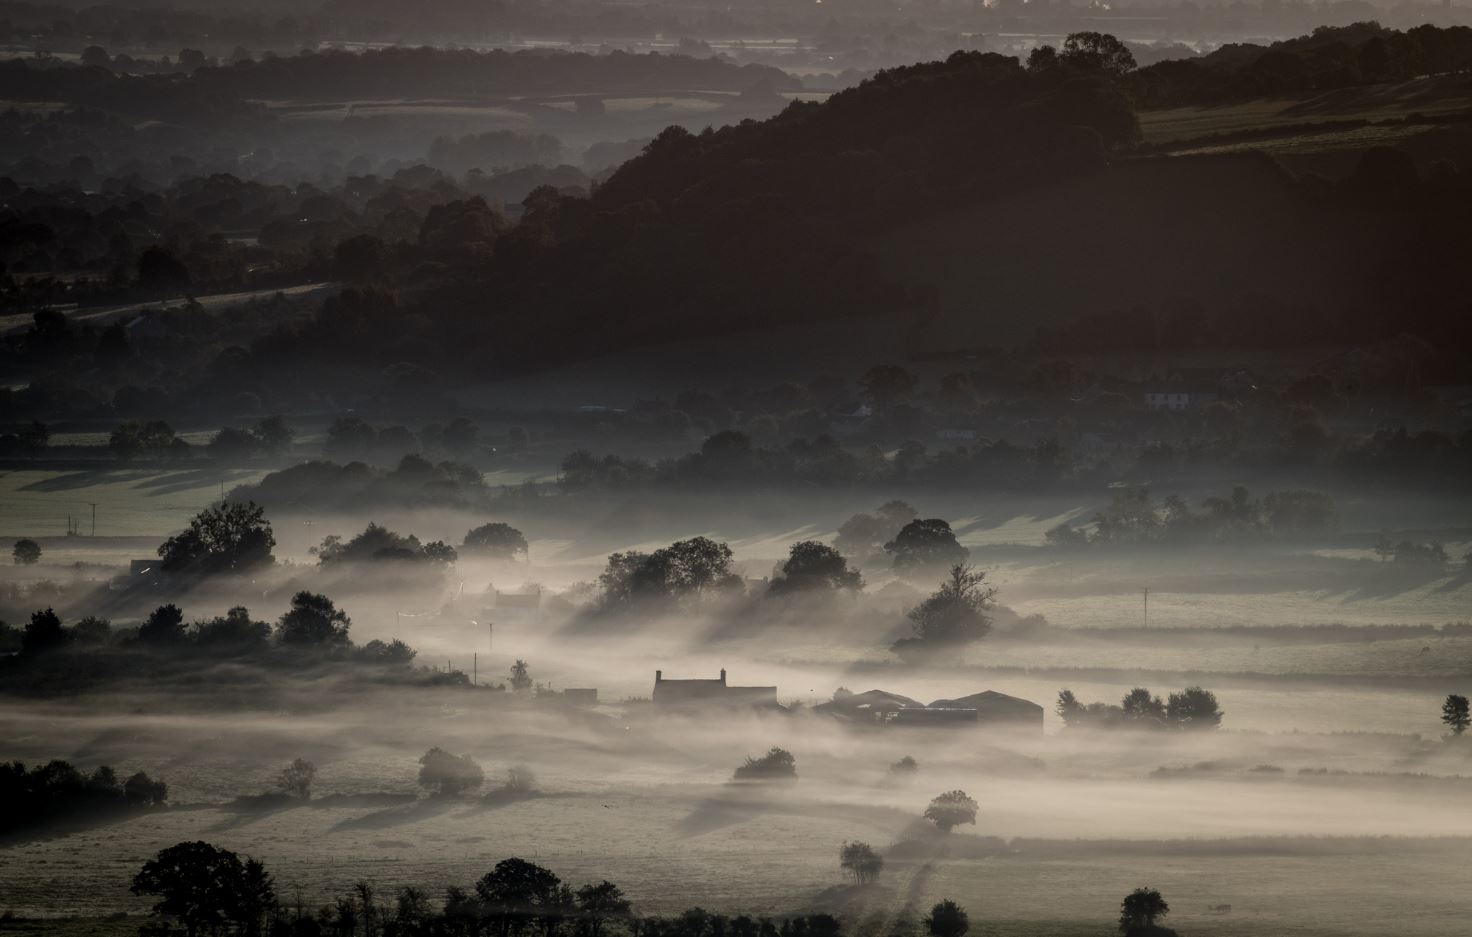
[652,668,778,709]
[928,690,1046,731]
[818,687,1043,732]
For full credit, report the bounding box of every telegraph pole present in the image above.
[1143,587,1149,629]
[89,502,96,536]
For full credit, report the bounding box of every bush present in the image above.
[418,748,484,796]
[732,747,797,781]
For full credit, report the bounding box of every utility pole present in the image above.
[89,502,96,536]
[1143,587,1149,629]
[473,652,477,686]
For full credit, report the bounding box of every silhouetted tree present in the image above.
[475,858,562,937]
[276,759,316,798]
[207,427,260,461]
[418,748,483,796]
[124,772,168,805]
[893,565,995,659]
[733,748,797,781]
[138,604,187,644]
[1443,694,1471,736]
[575,880,631,937]
[132,841,275,937]
[890,755,919,775]
[12,538,40,565]
[192,606,270,649]
[510,659,532,690]
[22,607,68,654]
[1121,688,1166,726]
[1119,888,1169,933]
[923,790,978,832]
[463,522,529,560]
[252,416,293,455]
[769,541,863,595]
[1166,686,1223,730]
[839,841,883,884]
[71,616,111,645]
[1062,32,1137,76]
[158,501,275,574]
[884,519,968,573]
[924,900,969,937]
[275,591,351,647]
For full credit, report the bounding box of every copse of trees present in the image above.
[234,456,491,511]
[1058,687,1223,730]
[1047,485,1339,548]
[1128,22,1472,109]
[317,522,457,567]
[1,759,167,834]
[128,841,877,937]
[109,420,188,462]
[10,596,421,668]
[193,606,272,650]
[596,536,743,612]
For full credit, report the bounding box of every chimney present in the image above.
[655,670,663,683]
[719,668,727,684]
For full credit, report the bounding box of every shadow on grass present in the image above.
[18,469,157,493]
[457,788,581,816]
[212,791,417,832]
[329,795,461,833]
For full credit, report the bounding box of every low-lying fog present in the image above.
[4,487,1471,935]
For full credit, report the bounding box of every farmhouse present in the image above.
[652,668,779,709]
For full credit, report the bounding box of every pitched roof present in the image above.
[928,690,1043,714]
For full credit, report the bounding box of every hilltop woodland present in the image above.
[4,25,1472,460]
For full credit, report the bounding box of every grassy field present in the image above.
[1139,74,1472,146]
[3,699,1470,936]
[0,467,274,540]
